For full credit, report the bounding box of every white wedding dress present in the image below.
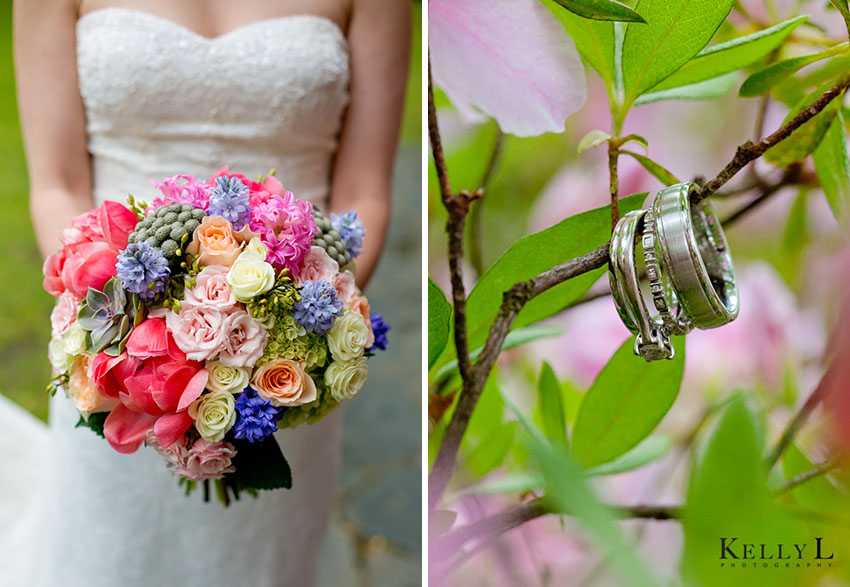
[0,8,351,587]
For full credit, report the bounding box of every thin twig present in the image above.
[722,165,800,226]
[468,130,504,277]
[608,140,620,229]
[777,457,841,493]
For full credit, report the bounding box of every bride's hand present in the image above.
[328,0,411,291]
[14,0,94,258]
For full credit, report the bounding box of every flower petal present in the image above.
[429,0,586,137]
[103,405,157,454]
[99,201,138,249]
[126,317,169,359]
[154,411,195,448]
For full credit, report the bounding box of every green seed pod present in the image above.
[161,239,178,257]
[177,210,192,222]
[184,219,200,233]
[163,212,178,223]
[181,204,194,213]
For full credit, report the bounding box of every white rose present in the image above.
[226,250,275,302]
[324,357,369,402]
[62,322,87,357]
[49,336,72,373]
[246,237,270,260]
[188,391,236,442]
[205,360,251,394]
[327,311,369,362]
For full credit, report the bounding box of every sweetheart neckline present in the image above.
[76,6,346,43]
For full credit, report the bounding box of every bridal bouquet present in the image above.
[42,167,389,503]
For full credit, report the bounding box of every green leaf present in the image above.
[551,4,616,90]
[229,436,292,491]
[584,435,671,476]
[739,43,849,97]
[649,16,808,93]
[433,324,563,381]
[463,194,646,355]
[75,412,108,438]
[636,72,738,105]
[537,362,567,445]
[781,445,844,511]
[466,421,517,477]
[621,0,734,106]
[428,278,451,368]
[549,0,646,23]
[577,129,612,153]
[814,109,850,232]
[830,0,850,34]
[682,395,804,586]
[456,472,544,497]
[619,149,681,185]
[765,90,839,167]
[572,335,685,467]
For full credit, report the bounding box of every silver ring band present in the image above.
[652,183,739,329]
[642,209,692,336]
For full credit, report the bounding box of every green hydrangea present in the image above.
[257,313,329,371]
[276,378,340,429]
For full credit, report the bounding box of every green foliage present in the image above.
[75,412,108,438]
[549,0,645,23]
[77,278,143,356]
[621,0,734,107]
[681,395,804,586]
[739,43,849,97]
[427,278,451,368]
[649,16,808,93]
[465,421,517,477]
[229,436,292,491]
[577,129,612,153]
[537,362,567,445]
[636,71,738,105]
[781,445,843,511]
[814,109,850,230]
[765,88,840,167]
[552,4,616,90]
[619,149,681,185]
[583,434,671,476]
[572,335,685,468]
[454,193,646,365]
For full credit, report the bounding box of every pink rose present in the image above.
[148,431,237,481]
[345,295,375,348]
[60,241,122,299]
[166,305,229,362]
[299,246,340,283]
[219,310,268,367]
[184,265,237,310]
[333,271,358,306]
[50,292,79,337]
[42,251,68,297]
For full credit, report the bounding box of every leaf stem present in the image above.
[776,457,841,493]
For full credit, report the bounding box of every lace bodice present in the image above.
[76,7,350,206]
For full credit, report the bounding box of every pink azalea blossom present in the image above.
[429,0,586,136]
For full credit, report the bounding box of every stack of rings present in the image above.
[609,183,739,361]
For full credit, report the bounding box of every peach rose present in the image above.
[251,358,317,407]
[68,353,120,416]
[187,216,256,267]
[345,295,375,348]
[333,271,358,305]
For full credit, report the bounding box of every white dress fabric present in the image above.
[1,8,351,587]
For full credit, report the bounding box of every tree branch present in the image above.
[608,140,620,228]
[777,456,841,493]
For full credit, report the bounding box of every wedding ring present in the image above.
[609,210,675,361]
[641,210,692,336]
[651,183,738,329]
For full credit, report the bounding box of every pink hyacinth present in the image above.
[249,192,316,277]
[148,174,211,212]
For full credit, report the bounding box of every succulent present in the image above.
[127,203,206,260]
[311,207,351,267]
[77,277,143,356]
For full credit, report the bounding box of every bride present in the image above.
[8,0,410,585]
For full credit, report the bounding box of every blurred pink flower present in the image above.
[429,0,586,137]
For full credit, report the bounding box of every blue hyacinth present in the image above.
[293,280,344,335]
[116,242,171,300]
[208,176,251,230]
[233,388,282,443]
[330,211,365,259]
[366,313,390,352]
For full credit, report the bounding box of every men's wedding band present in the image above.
[651,183,738,329]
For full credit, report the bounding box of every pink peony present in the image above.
[42,250,68,297]
[149,174,210,211]
[60,241,121,299]
[183,265,238,310]
[166,305,229,362]
[147,431,237,481]
[299,246,340,283]
[99,318,208,454]
[219,310,269,368]
[50,291,79,338]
